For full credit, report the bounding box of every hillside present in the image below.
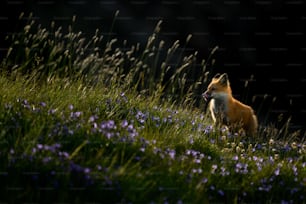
[0,15,305,203]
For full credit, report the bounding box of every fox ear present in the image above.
[219,73,229,85]
[213,73,221,79]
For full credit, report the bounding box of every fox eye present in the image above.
[211,87,216,91]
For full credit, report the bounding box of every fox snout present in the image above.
[202,91,212,101]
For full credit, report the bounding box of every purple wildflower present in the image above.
[232,155,239,161]
[121,120,128,128]
[58,151,70,159]
[42,156,52,163]
[168,149,176,159]
[32,147,37,154]
[69,104,74,110]
[89,115,96,122]
[70,162,83,172]
[37,144,43,150]
[48,109,57,114]
[136,110,148,124]
[201,177,208,184]
[96,165,102,171]
[84,168,91,174]
[71,111,82,118]
[9,149,15,154]
[44,145,50,151]
[107,120,116,129]
[274,168,280,176]
[292,165,298,176]
[194,158,201,164]
[204,125,213,134]
[235,162,248,174]
[220,166,230,176]
[39,102,46,107]
[218,189,225,196]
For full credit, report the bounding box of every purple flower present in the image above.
[105,132,114,139]
[71,111,82,118]
[168,149,176,159]
[89,115,96,122]
[100,120,116,131]
[40,102,46,107]
[44,145,50,151]
[70,162,83,172]
[292,165,298,176]
[43,156,52,163]
[136,110,148,124]
[59,151,69,158]
[9,149,15,154]
[235,162,248,174]
[256,143,262,150]
[106,120,116,129]
[220,166,230,176]
[201,177,208,184]
[204,125,213,134]
[32,147,37,154]
[37,144,43,150]
[96,165,102,171]
[23,99,28,104]
[232,155,239,161]
[121,120,128,128]
[84,168,91,174]
[53,143,61,149]
[127,124,138,138]
[274,168,280,176]
[218,189,224,196]
[48,109,57,114]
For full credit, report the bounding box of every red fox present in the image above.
[202,73,258,135]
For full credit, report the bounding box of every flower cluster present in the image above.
[0,96,305,203]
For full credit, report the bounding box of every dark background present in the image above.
[0,0,305,135]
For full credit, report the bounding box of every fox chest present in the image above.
[210,98,228,113]
[209,99,230,123]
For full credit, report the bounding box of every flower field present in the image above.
[0,14,305,203]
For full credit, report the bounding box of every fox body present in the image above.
[203,73,258,135]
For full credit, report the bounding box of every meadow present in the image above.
[0,13,305,203]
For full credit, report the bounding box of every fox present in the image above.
[202,73,258,136]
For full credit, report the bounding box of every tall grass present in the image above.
[2,12,216,106]
[0,12,305,203]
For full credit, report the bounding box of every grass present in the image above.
[0,13,305,203]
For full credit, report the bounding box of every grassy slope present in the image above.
[0,75,305,203]
[0,15,305,202]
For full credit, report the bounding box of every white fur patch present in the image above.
[209,92,230,123]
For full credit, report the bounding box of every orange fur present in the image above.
[203,73,258,135]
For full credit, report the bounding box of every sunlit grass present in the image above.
[0,12,305,203]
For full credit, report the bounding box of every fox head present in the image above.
[202,73,232,101]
